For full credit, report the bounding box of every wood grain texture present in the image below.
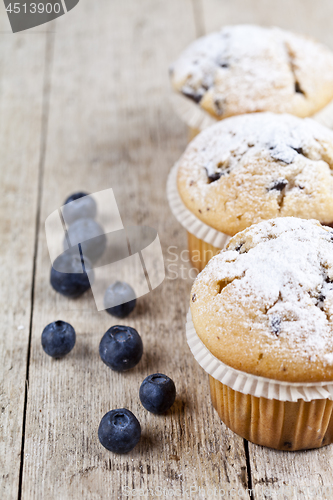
[20,1,249,499]
[199,0,333,48]
[0,27,47,500]
[200,0,333,498]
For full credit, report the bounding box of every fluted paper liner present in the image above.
[166,161,231,249]
[186,308,333,402]
[171,91,333,131]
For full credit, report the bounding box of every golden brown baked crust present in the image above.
[177,112,333,235]
[190,218,333,383]
[170,25,333,120]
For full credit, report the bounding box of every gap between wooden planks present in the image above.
[200,0,333,498]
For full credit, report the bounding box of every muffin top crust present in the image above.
[190,217,333,382]
[170,25,333,120]
[177,112,333,235]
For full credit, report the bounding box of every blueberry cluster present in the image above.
[98,366,176,453]
[50,192,137,319]
[98,325,176,453]
[42,319,176,454]
[44,192,176,454]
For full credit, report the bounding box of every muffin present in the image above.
[188,217,333,450]
[168,112,333,271]
[169,25,333,137]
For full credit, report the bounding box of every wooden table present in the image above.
[2,1,333,498]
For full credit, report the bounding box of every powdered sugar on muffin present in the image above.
[177,112,333,235]
[170,25,333,120]
[190,218,333,382]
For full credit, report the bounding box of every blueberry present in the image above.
[104,281,136,318]
[50,249,93,298]
[98,408,141,454]
[62,192,97,225]
[41,320,76,358]
[99,325,143,372]
[65,218,106,262]
[139,374,176,414]
[65,192,89,204]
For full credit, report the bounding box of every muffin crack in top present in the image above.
[170,25,333,120]
[190,218,333,382]
[177,112,333,235]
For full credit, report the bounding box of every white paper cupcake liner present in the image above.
[171,91,333,131]
[166,161,231,249]
[186,308,333,402]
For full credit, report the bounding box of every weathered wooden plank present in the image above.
[249,447,333,500]
[199,0,333,48]
[200,0,333,497]
[20,0,249,498]
[0,14,48,500]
